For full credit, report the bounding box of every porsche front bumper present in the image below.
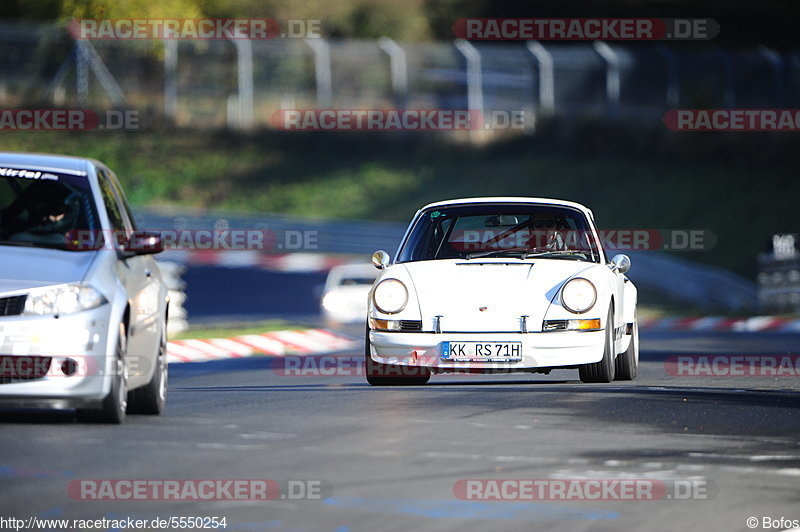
[368,329,606,371]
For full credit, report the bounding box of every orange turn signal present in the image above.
[576,319,601,330]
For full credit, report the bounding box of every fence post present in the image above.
[454,39,483,123]
[76,40,127,106]
[231,38,254,129]
[593,41,620,115]
[526,41,555,116]
[378,37,408,108]
[306,38,332,108]
[48,56,70,105]
[164,39,178,122]
[76,43,88,105]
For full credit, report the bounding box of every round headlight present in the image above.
[561,278,596,314]
[373,279,408,314]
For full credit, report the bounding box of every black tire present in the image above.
[128,329,168,415]
[579,307,616,383]
[365,328,430,386]
[77,323,127,423]
[614,314,638,381]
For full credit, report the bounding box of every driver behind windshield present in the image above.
[525,211,567,251]
[6,181,80,245]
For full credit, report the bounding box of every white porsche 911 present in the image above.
[365,197,638,385]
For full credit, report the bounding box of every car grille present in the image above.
[0,356,52,384]
[399,320,423,331]
[0,295,26,317]
[542,320,568,331]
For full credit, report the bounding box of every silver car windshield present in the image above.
[0,170,100,251]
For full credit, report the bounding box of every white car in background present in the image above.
[0,153,168,423]
[321,263,379,327]
[365,197,638,385]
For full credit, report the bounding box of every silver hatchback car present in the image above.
[0,153,168,423]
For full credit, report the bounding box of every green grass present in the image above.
[171,320,301,340]
[3,123,796,278]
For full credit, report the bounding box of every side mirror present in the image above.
[610,254,631,274]
[372,250,390,269]
[123,231,163,257]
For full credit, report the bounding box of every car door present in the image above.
[97,168,156,387]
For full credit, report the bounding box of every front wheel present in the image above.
[365,328,430,386]
[579,307,616,383]
[128,329,168,414]
[77,323,128,423]
[614,314,638,381]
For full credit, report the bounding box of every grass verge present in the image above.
[170,320,302,340]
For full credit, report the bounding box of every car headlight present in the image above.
[561,278,596,314]
[23,283,107,316]
[372,279,408,314]
[321,292,342,312]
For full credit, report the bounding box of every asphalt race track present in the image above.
[1,329,799,532]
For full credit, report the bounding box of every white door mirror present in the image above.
[610,254,631,274]
[372,250,390,269]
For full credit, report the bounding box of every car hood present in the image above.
[402,259,594,332]
[0,246,97,295]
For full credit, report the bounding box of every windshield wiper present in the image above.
[525,249,591,259]
[465,248,530,259]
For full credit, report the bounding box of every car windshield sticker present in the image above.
[0,168,58,181]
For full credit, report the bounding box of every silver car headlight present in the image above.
[560,278,596,314]
[372,279,408,314]
[22,283,107,316]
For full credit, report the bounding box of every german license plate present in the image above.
[441,341,522,362]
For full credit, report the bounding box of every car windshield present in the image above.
[0,169,100,251]
[397,203,601,263]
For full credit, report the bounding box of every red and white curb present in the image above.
[640,316,800,333]
[167,329,357,364]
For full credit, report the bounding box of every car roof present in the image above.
[0,152,98,176]
[419,197,594,217]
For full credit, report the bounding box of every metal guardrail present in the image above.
[137,207,757,312]
[136,208,407,256]
[626,251,756,312]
